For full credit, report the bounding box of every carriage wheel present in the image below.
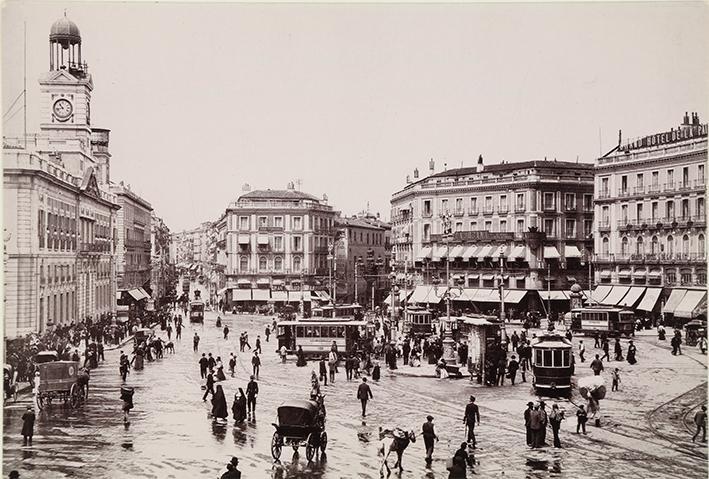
[36,394,46,411]
[69,384,81,408]
[306,442,315,461]
[320,431,328,452]
[270,432,283,460]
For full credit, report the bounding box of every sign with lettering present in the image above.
[620,124,708,152]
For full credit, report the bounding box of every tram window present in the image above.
[338,326,345,337]
[306,328,314,338]
[535,349,542,365]
[553,350,562,367]
[562,350,570,367]
[296,326,303,337]
[329,326,338,337]
[543,350,553,367]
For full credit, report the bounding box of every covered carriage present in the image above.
[271,400,327,461]
[36,360,88,410]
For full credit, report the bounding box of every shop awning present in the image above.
[271,291,288,302]
[663,289,687,314]
[238,234,250,244]
[257,235,269,245]
[618,269,631,278]
[632,269,647,278]
[600,286,630,306]
[417,246,433,260]
[600,270,612,279]
[637,287,662,312]
[504,290,528,304]
[252,289,271,301]
[477,246,494,260]
[481,274,495,280]
[467,273,480,279]
[648,269,662,279]
[289,290,311,302]
[491,245,509,260]
[237,278,251,285]
[127,288,148,301]
[256,278,270,285]
[232,289,252,301]
[116,292,123,301]
[409,285,433,304]
[618,287,646,308]
[590,285,613,303]
[674,291,707,318]
[539,290,569,301]
[462,245,480,260]
[314,291,332,302]
[543,246,561,259]
[564,245,582,258]
[449,245,466,258]
[432,246,448,261]
[272,279,284,286]
[452,288,476,302]
[509,245,527,258]
[137,287,150,299]
[473,289,501,302]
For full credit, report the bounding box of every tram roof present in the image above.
[278,320,369,326]
[532,333,573,349]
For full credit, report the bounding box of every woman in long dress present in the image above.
[232,388,247,422]
[296,346,307,367]
[211,385,228,421]
[626,341,637,365]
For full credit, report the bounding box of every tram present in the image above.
[569,306,635,338]
[531,331,574,397]
[404,307,434,336]
[189,290,205,323]
[276,304,370,358]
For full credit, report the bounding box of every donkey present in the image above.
[378,427,416,476]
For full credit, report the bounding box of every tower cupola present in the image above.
[49,13,87,78]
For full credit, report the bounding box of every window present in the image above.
[499,195,507,212]
[621,237,629,256]
[667,169,674,187]
[516,194,525,210]
[423,200,432,216]
[667,235,674,255]
[681,270,692,285]
[636,236,644,255]
[470,197,477,213]
[666,270,676,284]
[38,210,45,248]
[274,216,283,228]
[516,219,525,233]
[455,198,463,213]
[666,201,675,219]
[273,236,283,251]
[700,165,706,183]
[239,216,249,230]
[292,236,302,252]
[636,173,644,190]
[543,193,555,210]
[651,202,658,222]
[583,194,593,211]
[484,220,492,230]
[651,236,659,255]
[565,219,576,238]
[484,196,492,211]
[440,199,449,214]
[682,199,690,219]
[293,256,302,272]
[274,257,283,271]
[683,235,690,254]
[470,221,478,230]
[652,171,659,187]
[544,219,555,236]
[636,203,644,222]
[259,216,268,227]
[698,198,705,218]
[565,194,576,210]
[621,175,628,194]
[699,234,705,257]
[455,222,463,232]
[683,167,689,187]
[601,177,609,196]
[499,220,507,232]
[292,217,302,231]
[584,220,592,237]
[602,237,609,256]
[621,205,628,223]
[423,224,431,241]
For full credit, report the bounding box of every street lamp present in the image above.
[354,256,364,305]
[581,250,593,305]
[497,246,508,344]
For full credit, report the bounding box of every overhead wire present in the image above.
[3,90,25,118]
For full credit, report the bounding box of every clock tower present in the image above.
[39,14,93,148]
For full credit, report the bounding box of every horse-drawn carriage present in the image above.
[36,360,89,411]
[271,400,327,461]
[133,328,153,347]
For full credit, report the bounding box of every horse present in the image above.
[378,427,416,476]
[164,342,175,354]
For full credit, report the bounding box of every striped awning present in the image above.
[600,286,630,306]
[543,246,561,259]
[675,291,707,318]
[564,245,582,258]
[617,287,646,307]
[231,289,252,301]
[509,245,527,258]
[504,290,527,304]
[477,246,494,260]
[417,246,433,260]
[637,288,662,312]
[449,245,466,258]
[462,245,480,259]
[663,289,687,314]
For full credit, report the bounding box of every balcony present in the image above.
[453,209,465,217]
[498,207,509,215]
[598,221,611,232]
[483,207,495,215]
[564,204,577,212]
[594,252,706,265]
[515,205,526,213]
[79,242,109,254]
[648,184,661,194]
[633,186,645,195]
[617,188,630,198]
[258,226,284,232]
[598,190,611,199]
[467,208,479,216]
[422,210,433,218]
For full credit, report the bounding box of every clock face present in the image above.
[53,99,73,121]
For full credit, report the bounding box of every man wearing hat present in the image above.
[421,415,439,465]
[524,401,534,447]
[220,457,241,479]
[246,375,259,417]
[463,396,480,448]
[21,405,35,447]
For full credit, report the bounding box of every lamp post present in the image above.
[299,268,304,316]
[498,247,508,344]
[327,240,334,305]
[581,250,593,305]
[433,211,461,363]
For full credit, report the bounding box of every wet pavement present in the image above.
[3,282,708,478]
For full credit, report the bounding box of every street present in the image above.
[3,289,708,478]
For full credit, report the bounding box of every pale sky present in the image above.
[3,1,708,232]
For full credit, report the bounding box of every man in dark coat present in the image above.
[223,326,229,340]
[207,353,216,370]
[193,332,200,352]
[402,340,411,366]
[422,415,439,465]
[463,396,480,447]
[21,406,35,446]
[590,355,604,376]
[246,375,259,416]
[199,353,209,379]
[524,402,534,446]
[507,355,519,385]
[202,369,215,401]
[529,405,544,448]
[356,377,373,416]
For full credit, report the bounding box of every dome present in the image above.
[50,15,81,45]
[570,283,583,294]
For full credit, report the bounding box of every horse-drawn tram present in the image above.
[569,306,634,338]
[531,331,573,397]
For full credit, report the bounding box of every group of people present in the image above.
[524,400,567,448]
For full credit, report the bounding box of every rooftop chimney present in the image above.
[618,129,622,146]
[242,183,251,192]
[406,174,411,183]
[476,154,484,173]
[429,158,435,173]
[322,193,328,204]
[693,112,700,126]
[683,112,690,125]
[413,168,419,179]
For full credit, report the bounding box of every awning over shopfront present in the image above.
[509,245,527,258]
[449,245,466,258]
[636,287,662,312]
[313,291,332,302]
[617,287,646,308]
[564,245,582,258]
[238,234,250,244]
[674,290,707,318]
[467,273,480,279]
[289,291,311,302]
[127,288,149,301]
[432,246,448,261]
[538,291,569,301]
[477,246,494,260]
[632,269,647,279]
[481,274,495,280]
[237,278,251,286]
[256,278,270,285]
[462,245,480,260]
[417,247,433,260]
[543,246,561,259]
[137,287,150,299]
[473,289,501,302]
[590,285,613,303]
[272,279,284,286]
[252,289,271,301]
[491,245,509,260]
[648,269,662,279]
[663,289,687,314]
[232,289,252,301]
[271,291,288,302]
[257,235,269,245]
[116,292,123,301]
[409,285,433,304]
[504,290,528,304]
[600,270,612,279]
[600,286,630,306]
[618,269,631,278]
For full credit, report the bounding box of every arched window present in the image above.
[667,235,674,255]
[699,234,705,257]
[636,237,643,255]
[259,257,267,271]
[621,237,629,256]
[683,235,690,255]
[651,236,658,255]
[602,237,609,256]
[239,256,248,272]
[274,257,283,271]
[293,256,302,272]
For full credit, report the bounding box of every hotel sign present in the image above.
[620,124,708,152]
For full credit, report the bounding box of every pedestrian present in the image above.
[497,356,507,386]
[529,405,543,448]
[611,368,620,391]
[193,332,200,352]
[692,405,707,442]
[98,341,105,361]
[594,330,600,348]
[463,395,480,448]
[422,415,439,465]
[280,345,288,364]
[402,340,411,366]
[511,331,519,352]
[345,354,353,380]
[212,384,228,422]
[447,442,473,478]
[252,351,261,379]
[243,333,252,350]
[524,402,534,447]
[202,369,215,401]
[228,353,237,377]
[700,336,708,355]
[576,405,588,434]
[167,324,172,341]
[372,360,381,381]
[549,404,564,448]
[207,353,216,370]
[627,340,637,365]
[9,470,20,479]
[223,325,229,340]
[578,340,586,362]
[614,338,624,361]
[356,377,373,416]
[120,386,134,425]
[539,401,549,446]
[176,323,182,340]
[21,406,35,447]
[220,457,242,479]
[265,326,271,342]
[590,354,604,375]
[239,333,245,353]
[328,349,337,384]
[255,336,262,354]
[246,375,259,416]
[296,346,307,367]
[319,357,328,386]
[600,339,610,362]
[71,349,80,362]
[232,388,247,423]
[507,355,519,385]
[199,353,209,378]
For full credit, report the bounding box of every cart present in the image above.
[685,320,707,347]
[36,361,87,411]
[134,328,153,347]
[271,400,327,461]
